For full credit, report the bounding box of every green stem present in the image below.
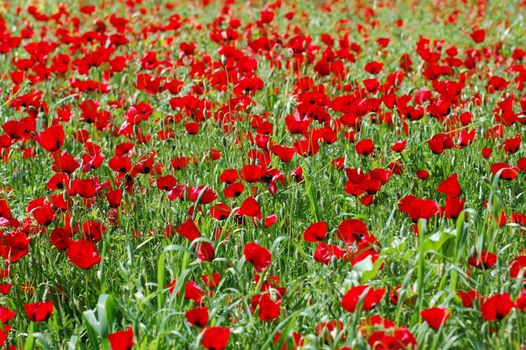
[450,211,465,293]
[23,322,35,350]
[417,219,427,320]
[430,323,445,350]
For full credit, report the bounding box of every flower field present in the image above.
[0,0,525,348]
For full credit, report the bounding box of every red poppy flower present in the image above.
[271,144,296,162]
[361,194,374,206]
[244,242,272,272]
[114,143,134,157]
[82,220,106,243]
[105,189,123,208]
[304,221,328,242]
[37,124,65,152]
[482,148,492,158]
[202,326,230,350]
[184,281,204,304]
[108,327,134,350]
[359,315,396,337]
[364,61,383,74]
[188,186,217,204]
[109,156,132,173]
[313,242,343,264]
[81,152,105,173]
[399,53,413,72]
[356,139,375,156]
[252,293,281,321]
[233,75,264,96]
[24,301,54,322]
[2,120,24,139]
[480,293,515,321]
[237,196,261,218]
[363,78,380,92]
[458,289,480,308]
[168,184,187,201]
[490,163,519,181]
[210,203,231,221]
[53,151,80,174]
[241,164,265,183]
[47,173,69,190]
[428,133,454,154]
[502,135,521,154]
[264,214,277,227]
[336,218,369,244]
[184,122,200,135]
[468,251,497,269]
[285,114,310,135]
[344,180,366,197]
[0,200,12,221]
[50,227,73,251]
[512,212,526,225]
[197,242,215,262]
[291,166,303,182]
[444,197,464,219]
[1,229,30,263]
[436,173,461,197]
[260,9,275,23]
[367,327,417,350]
[166,279,177,294]
[32,206,56,226]
[177,218,201,242]
[201,273,221,289]
[341,285,385,313]
[156,175,178,191]
[391,140,407,153]
[224,182,245,198]
[185,306,209,328]
[0,324,11,347]
[398,195,440,222]
[0,306,16,323]
[66,240,102,269]
[421,307,450,330]
[518,157,526,172]
[171,156,191,171]
[294,138,320,157]
[70,178,101,198]
[0,283,12,295]
[219,169,239,184]
[470,28,485,43]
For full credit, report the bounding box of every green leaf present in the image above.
[67,335,80,350]
[422,228,456,253]
[353,256,384,283]
[33,333,52,350]
[82,311,101,350]
[97,294,115,338]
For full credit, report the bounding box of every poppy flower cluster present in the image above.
[0,0,524,348]
[305,218,381,266]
